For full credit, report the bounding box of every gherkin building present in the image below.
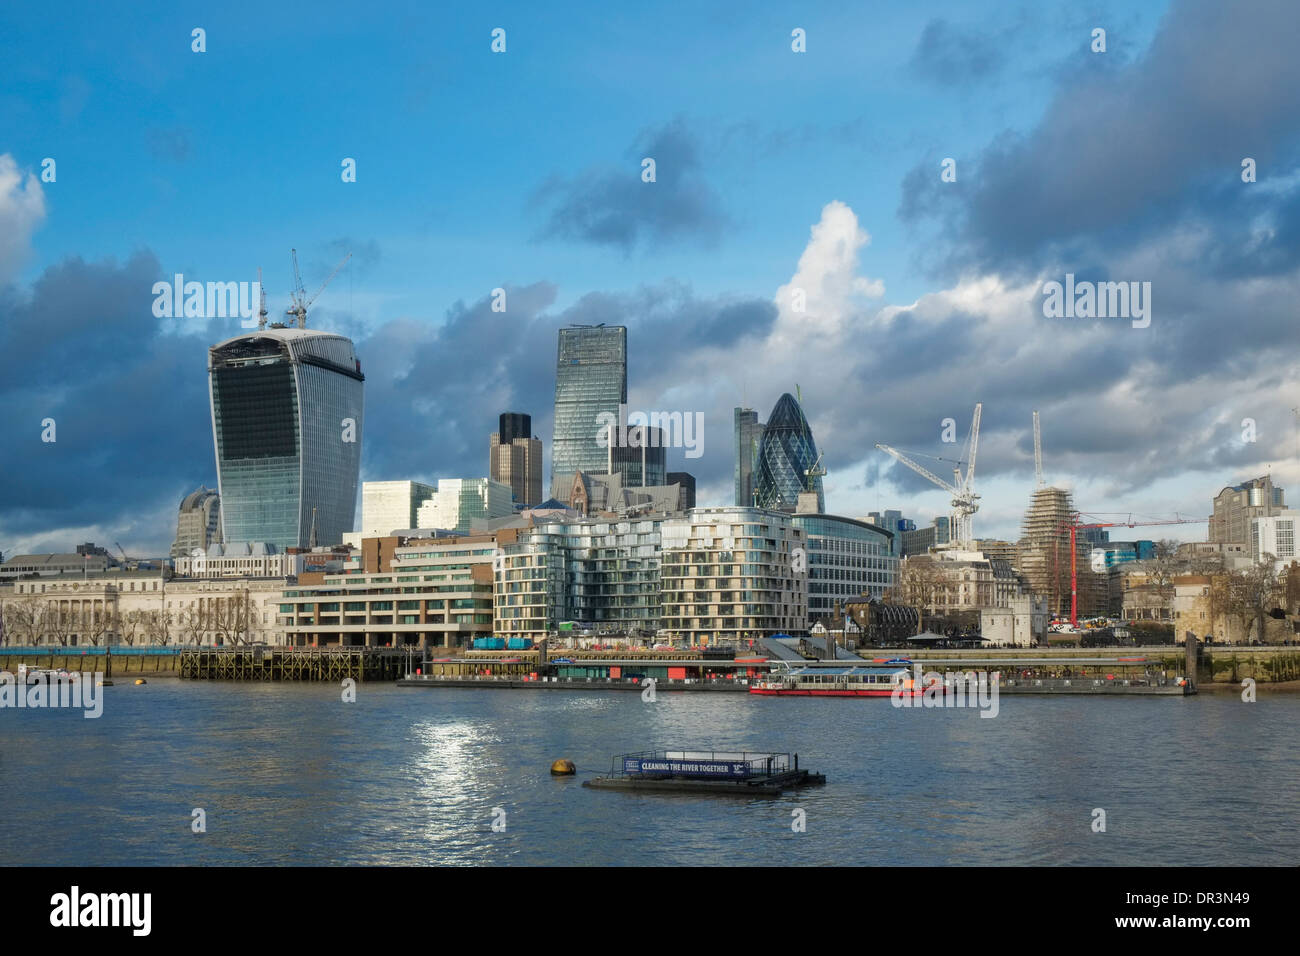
[754,392,824,513]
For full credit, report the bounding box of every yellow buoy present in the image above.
[550,758,576,776]
[134,679,147,685]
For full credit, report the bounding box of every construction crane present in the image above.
[804,452,826,492]
[1033,410,1045,488]
[286,249,352,329]
[876,403,982,547]
[1056,513,1208,628]
[256,266,269,330]
[114,541,135,570]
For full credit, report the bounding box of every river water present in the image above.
[2,682,1295,866]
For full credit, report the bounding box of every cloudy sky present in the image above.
[2,0,1298,557]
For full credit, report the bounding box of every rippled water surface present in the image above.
[2,682,1295,865]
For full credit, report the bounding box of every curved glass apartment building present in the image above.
[791,514,897,621]
[754,393,823,513]
[209,328,364,549]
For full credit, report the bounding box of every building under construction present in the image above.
[1016,486,1106,619]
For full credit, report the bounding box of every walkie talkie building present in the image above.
[208,328,364,549]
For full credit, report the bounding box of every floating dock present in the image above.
[582,750,825,796]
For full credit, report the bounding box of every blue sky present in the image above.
[3,0,1298,556]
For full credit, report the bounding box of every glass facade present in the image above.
[210,329,364,549]
[552,325,626,483]
[360,481,436,537]
[610,425,667,487]
[733,408,763,506]
[754,393,823,513]
[416,478,514,533]
[660,508,806,644]
[494,518,662,637]
[791,514,898,619]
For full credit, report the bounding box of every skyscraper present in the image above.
[171,486,223,558]
[552,325,626,485]
[609,425,667,487]
[209,328,364,549]
[754,393,823,513]
[490,412,543,505]
[734,407,764,506]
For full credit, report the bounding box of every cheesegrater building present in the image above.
[551,325,627,485]
[209,327,364,549]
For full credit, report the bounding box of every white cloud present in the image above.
[0,153,47,281]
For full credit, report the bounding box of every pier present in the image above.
[178,646,408,681]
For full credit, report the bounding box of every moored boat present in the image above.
[749,660,920,697]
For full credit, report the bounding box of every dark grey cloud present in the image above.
[532,117,727,252]
[899,0,1300,279]
[0,251,241,552]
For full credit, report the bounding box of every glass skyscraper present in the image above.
[209,328,364,549]
[754,392,823,513]
[551,325,627,484]
[733,407,764,506]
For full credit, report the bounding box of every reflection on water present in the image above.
[1,683,1297,866]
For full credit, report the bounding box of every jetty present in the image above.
[583,750,825,796]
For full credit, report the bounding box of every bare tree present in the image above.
[143,609,170,646]
[118,609,143,647]
[1209,559,1285,643]
[890,558,946,628]
[1242,556,1284,643]
[81,604,116,646]
[42,601,74,647]
[3,594,44,646]
[210,592,253,646]
[176,603,208,646]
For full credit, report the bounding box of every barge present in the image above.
[583,750,825,796]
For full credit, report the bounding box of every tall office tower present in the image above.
[754,393,823,513]
[209,328,364,549]
[490,412,543,505]
[667,472,696,510]
[1211,476,1286,549]
[171,486,223,558]
[359,480,437,537]
[609,425,667,487]
[497,412,531,447]
[734,408,764,506]
[551,325,627,485]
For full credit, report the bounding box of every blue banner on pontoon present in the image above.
[623,758,752,777]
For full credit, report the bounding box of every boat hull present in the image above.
[749,686,918,697]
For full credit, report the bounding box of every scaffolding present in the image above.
[1016,487,1106,618]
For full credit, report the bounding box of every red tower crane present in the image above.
[1056,513,1209,627]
